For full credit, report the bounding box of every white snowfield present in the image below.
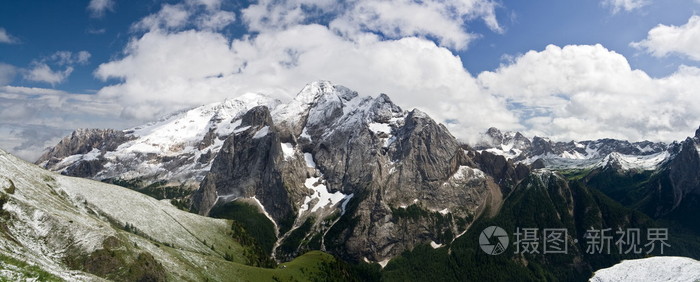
[590,256,700,282]
[597,151,670,171]
[0,148,246,281]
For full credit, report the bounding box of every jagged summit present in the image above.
[293,80,358,104]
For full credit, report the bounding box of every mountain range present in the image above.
[2,81,698,281]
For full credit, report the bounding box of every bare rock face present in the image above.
[660,138,700,215]
[193,106,307,230]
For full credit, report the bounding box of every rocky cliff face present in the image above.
[193,105,307,228]
[656,136,700,216]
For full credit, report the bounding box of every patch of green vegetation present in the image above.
[41,175,55,183]
[391,204,429,220]
[323,191,363,258]
[139,180,193,200]
[348,260,382,282]
[169,198,190,210]
[0,253,62,282]
[230,251,356,282]
[279,217,315,257]
[1,178,14,194]
[230,221,277,267]
[102,178,194,211]
[209,201,277,257]
[64,236,167,282]
[102,178,142,189]
[559,168,594,181]
[390,204,457,243]
[583,168,655,208]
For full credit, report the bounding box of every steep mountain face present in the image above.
[193,105,306,228]
[193,82,513,262]
[476,127,668,170]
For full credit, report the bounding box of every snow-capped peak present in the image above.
[293,80,358,104]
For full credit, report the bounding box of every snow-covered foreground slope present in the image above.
[590,256,700,282]
[0,148,251,281]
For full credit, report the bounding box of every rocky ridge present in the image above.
[475,127,669,171]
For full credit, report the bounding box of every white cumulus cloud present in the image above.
[0,86,126,161]
[21,51,91,86]
[24,64,74,86]
[0,27,19,44]
[243,0,501,50]
[632,15,700,61]
[133,0,235,32]
[87,0,115,18]
[51,50,92,65]
[478,44,700,142]
[0,63,17,85]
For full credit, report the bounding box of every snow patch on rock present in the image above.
[252,126,270,139]
[251,196,279,235]
[600,151,669,171]
[304,153,316,168]
[280,143,295,160]
[430,241,443,249]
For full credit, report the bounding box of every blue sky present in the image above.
[1,0,700,160]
